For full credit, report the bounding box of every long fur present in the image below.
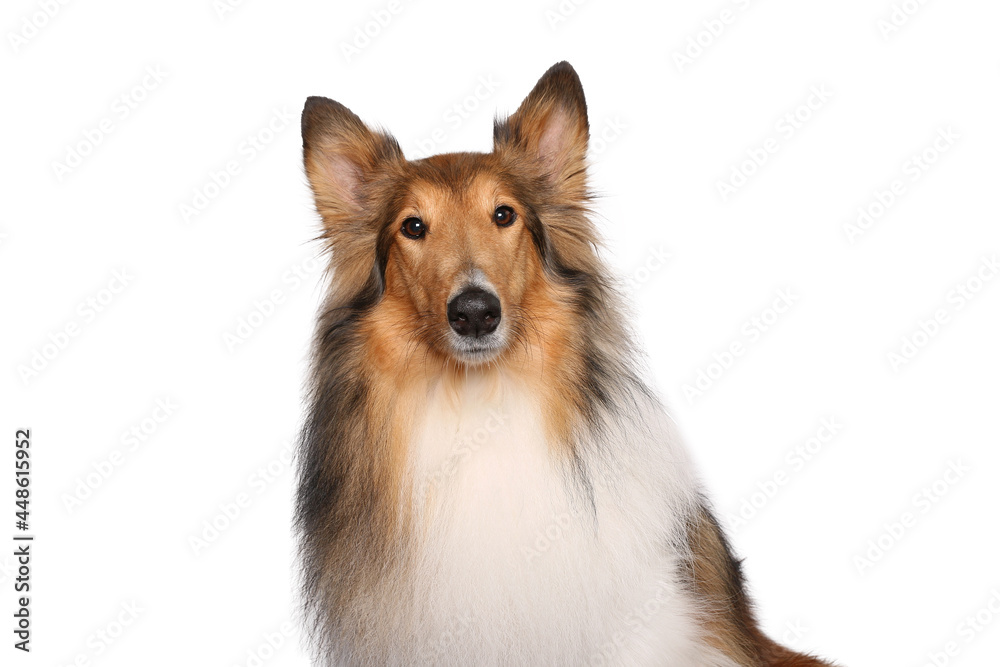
[296,62,836,667]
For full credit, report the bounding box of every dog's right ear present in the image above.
[301,96,403,226]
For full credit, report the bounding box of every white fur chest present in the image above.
[353,373,733,667]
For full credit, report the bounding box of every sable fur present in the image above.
[296,61,836,666]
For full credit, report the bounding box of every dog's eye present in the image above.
[493,206,516,228]
[401,217,426,239]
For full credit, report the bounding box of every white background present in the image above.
[2,0,999,665]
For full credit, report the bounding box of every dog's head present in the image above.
[302,62,600,367]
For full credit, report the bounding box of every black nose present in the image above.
[447,288,501,338]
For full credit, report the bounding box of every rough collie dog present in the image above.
[297,62,835,666]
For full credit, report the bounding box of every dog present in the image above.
[296,61,836,666]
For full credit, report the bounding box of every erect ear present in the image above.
[301,96,403,226]
[493,61,589,189]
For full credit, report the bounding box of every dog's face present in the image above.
[302,63,596,367]
[382,163,541,362]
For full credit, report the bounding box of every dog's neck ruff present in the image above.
[331,370,734,666]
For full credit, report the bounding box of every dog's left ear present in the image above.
[494,62,589,192]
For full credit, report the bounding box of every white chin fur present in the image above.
[336,371,733,666]
[446,330,507,365]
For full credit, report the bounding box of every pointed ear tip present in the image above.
[302,96,333,135]
[302,95,332,111]
[548,60,577,75]
[302,96,365,145]
[302,96,346,122]
[534,62,586,114]
[543,61,582,86]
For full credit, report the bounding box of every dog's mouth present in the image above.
[447,331,507,365]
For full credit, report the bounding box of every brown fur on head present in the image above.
[301,62,605,372]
